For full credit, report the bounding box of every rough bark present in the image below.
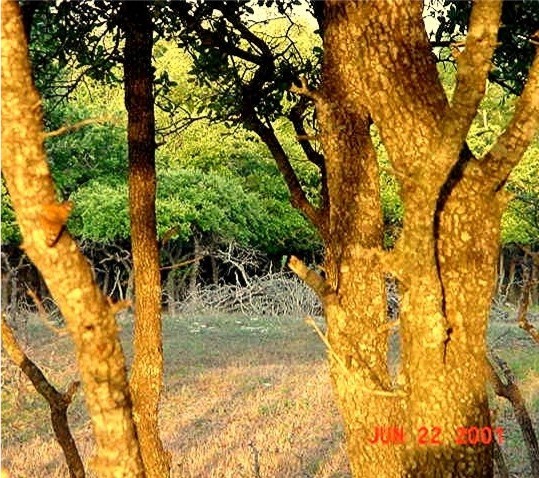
[1,317,85,478]
[1,2,145,476]
[288,1,538,476]
[122,2,170,477]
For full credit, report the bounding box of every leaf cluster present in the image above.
[430,0,539,94]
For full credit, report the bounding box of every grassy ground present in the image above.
[1,312,537,477]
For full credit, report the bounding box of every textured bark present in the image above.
[1,2,145,476]
[287,1,537,476]
[1,318,85,478]
[122,2,170,477]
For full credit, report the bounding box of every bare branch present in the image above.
[288,255,335,301]
[488,353,539,477]
[1,316,86,477]
[288,97,324,168]
[159,258,199,272]
[515,257,539,344]
[244,113,324,230]
[26,288,66,336]
[44,115,120,139]
[304,316,405,398]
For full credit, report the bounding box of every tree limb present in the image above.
[44,115,119,139]
[1,316,85,478]
[515,257,539,344]
[488,353,539,477]
[482,48,539,190]
[288,96,324,168]
[170,2,265,66]
[440,0,502,154]
[288,255,335,301]
[243,112,324,231]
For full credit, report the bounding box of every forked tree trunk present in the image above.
[1,2,145,476]
[122,2,170,477]
[288,1,538,476]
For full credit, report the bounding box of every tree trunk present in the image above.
[1,2,145,476]
[188,234,201,295]
[288,1,537,476]
[122,2,170,477]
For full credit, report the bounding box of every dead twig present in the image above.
[44,115,120,139]
[26,288,66,336]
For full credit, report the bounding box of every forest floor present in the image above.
[1,310,538,477]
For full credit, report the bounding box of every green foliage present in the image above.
[44,101,127,196]
[17,0,536,256]
[501,148,539,246]
[157,169,257,244]
[28,1,123,97]
[1,180,21,245]
[430,0,539,95]
[69,180,130,243]
[465,81,539,247]
[67,166,319,256]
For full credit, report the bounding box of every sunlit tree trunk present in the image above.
[1,2,145,476]
[122,2,170,477]
[289,1,538,476]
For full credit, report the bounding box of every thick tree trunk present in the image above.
[293,1,537,476]
[122,2,170,477]
[315,48,403,474]
[1,2,145,476]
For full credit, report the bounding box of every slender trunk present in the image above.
[210,255,219,285]
[188,235,201,295]
[122,2,170,476]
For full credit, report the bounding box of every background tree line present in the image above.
[2,5,537,312]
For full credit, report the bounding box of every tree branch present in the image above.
[171,2,265,66]
[440,0,502,153]
[482,48,539,190]
[515,256,539,344]
[1,316,86,478]
[288,97,324,168]
[243,111,324,231]
[488,353,539,477]
[44,115,119,139]
[288,255,335,301]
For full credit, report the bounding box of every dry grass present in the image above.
[1,313,537,477]
[1,314,349,477]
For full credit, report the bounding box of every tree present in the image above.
[1,1,145,476]
[169,1,538,476]
[121,2,170,476]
